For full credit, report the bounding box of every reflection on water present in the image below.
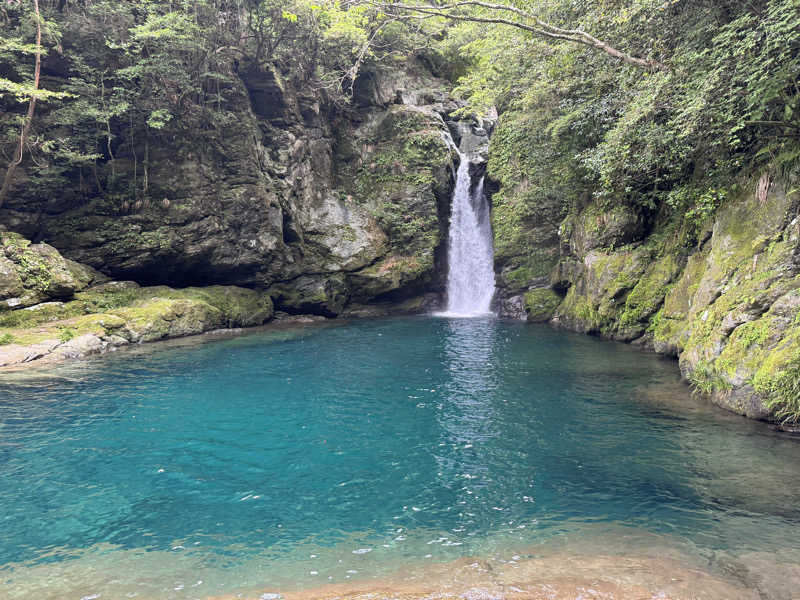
[436,317,500,476]
[1,316,800,600]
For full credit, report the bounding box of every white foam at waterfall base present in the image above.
[437,151,496,317]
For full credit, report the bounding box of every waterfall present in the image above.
[443,152,496,316]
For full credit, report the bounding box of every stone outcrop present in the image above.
[1,230,109,310]
[0,235,277,368]
[491,168,800,423]
[0,59,460,317]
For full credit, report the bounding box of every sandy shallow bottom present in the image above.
[221,545,800,600]
[5,533,799,600]
[230,557,758,599]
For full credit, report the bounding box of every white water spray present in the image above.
[443,152,496,316]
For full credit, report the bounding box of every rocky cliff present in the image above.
[491,149,800,423]
[0,57,474,317]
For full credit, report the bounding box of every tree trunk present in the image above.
[0,0,43,209]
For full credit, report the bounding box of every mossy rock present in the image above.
[499,248,559,295]
[138,285,274,328]
[0,254,24,301]
[110,297,225,343]
[619,253,683,327]
[523,288,561,323]
[570,203,647,256]
[0,280,275,367]
[270,274,349,317]
[554,247,650,339]
[492,188,563,279]
[347,105,452,260]
[348,254,433,303]
[0,301,87,329]
[701,290,800,422]
[0,232,94,310]
[651,251,709,355]
[653,176,800,420]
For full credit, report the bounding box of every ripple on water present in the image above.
[1,316,800,599]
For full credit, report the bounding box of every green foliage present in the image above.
[1,0,797,280]
[760,358,800,424]
[0,333,15,345]
[1,0,427,200]
[688,360,733,397]
[447,0,799,231]
[57,326,76,342]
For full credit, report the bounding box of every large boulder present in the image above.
[0,231,106,310]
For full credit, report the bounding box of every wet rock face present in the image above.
[1,231,108,310]
[548,177,800,422]
[447,119,493,163]
[0,59,460,316]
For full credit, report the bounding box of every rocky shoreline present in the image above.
[492,162,800,425]
[0,230,442,370]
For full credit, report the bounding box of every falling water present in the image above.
[444,152,496,315]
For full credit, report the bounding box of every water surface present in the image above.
[1,317,799,599]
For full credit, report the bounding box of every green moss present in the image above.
[751,330,800,424]
[1,232,53,294]
[0,303,70,328]
[620,254,680,326]
[502,249,559,290]
[491,189,558,263]
[647,307,664,334]
[687,360,733,396]
[349,254,433,302]
[353,108,452,205]
[349,107,450,260]
[0,283,274,362]
[71,313,127,332]
[58,327,76,342]
[760,360,800,424]
[652,251,708,347]
[558,287,607,332]
[161,286,274,327]
[370,194,439,249]
[105,225,175,255]
[524,288,561,322]
[76,286,142,311]
[0,310,127,348]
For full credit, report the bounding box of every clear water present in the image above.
[444,154,495,315]
[1,317,800,599]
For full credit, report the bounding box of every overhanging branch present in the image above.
[368,1,665,71]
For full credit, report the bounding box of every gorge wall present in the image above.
[1,56,485,317]
[489,120,800,424]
